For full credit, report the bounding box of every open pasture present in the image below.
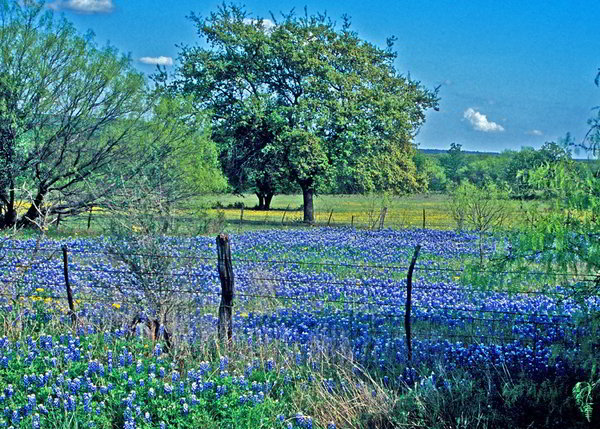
[0,228,598,428]
[52,194,546,235]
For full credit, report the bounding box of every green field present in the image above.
[51,193,546,237]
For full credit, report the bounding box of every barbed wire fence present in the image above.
[1,234,597,366]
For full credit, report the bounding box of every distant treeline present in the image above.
[412,142,599,198]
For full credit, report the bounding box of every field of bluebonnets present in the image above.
[0,227,599,428]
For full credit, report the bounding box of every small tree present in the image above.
[449,182,508,264]
[0,1,151,228]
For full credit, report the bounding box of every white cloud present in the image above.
[48,0,114,13]
[526,129,543,136]
[463,108,505,132]
[242,18,276,31]
[139,56,174,66]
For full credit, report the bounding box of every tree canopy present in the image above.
[0,1,224,229]
[176,5,439,222]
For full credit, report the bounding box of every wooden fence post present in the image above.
[87,207,93,230]
[422,208,426,229]
[56,214,61,231]
[351,215,355,228]
[379,207,388,230]
[327,209,334,226]
[281,204,290,224]
[405,244,421,362]
[61,245,77,326]
[240,206,244,224]
[216,234,234,344]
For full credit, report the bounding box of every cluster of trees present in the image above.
[1,1,440,226]
[0,1,225,229]
[416,141,599,198]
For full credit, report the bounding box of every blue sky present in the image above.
[48,0,600,154]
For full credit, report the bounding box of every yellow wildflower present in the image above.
[44,297,52,304]
[112,303,121,309]
[36,288,45,293]
[240,312,249,318]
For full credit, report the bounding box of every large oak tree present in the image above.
[177,5,438,222]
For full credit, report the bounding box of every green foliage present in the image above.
[0,0,149,228]
[439,143,466,185]
[573,365,599,423]
[413,152,448,192]
[176,4,438,221]
[449,181,508,264]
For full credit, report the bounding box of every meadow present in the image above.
[0,226,598,428]
[52,193,546,235]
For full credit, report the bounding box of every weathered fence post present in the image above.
[216,234,234,344]
[240,206,244,224]
[327,209,334,226]
[379,207,388,230]
[281,204,290,224]
[422,208,426,229]
[61,245,77,326]
[351,215,355,228]
[405,244,421,362]
[87,207,93,230]
[56,214,61,230]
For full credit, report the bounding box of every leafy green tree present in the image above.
[0,0,150,228]
[212,100,295,209]
[449,181,508,264]
[439,143,466,185]
[500,142,572,198]
[413,151,448,192]
[458,156,505,188]
[176,5,438,222]
[496,72,600,322]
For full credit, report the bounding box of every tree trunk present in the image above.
[17,190,46,229]
[301,185,314,224]
[1,186,17,229]
[264,193,273,210]
[256,193,265,210]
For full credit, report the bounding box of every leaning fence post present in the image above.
[61,245,77,326]
[281,204,290,224]
[405,244,421,362]
[327,209,334,226]
[379,207,388,230]
[216,234,234,344]
[87,207,93,230]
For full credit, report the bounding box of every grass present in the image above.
[41,193,548,237]
[1,203,598,428]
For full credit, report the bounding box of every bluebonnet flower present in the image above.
[265,359,274,371]
[32,413,40,429]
